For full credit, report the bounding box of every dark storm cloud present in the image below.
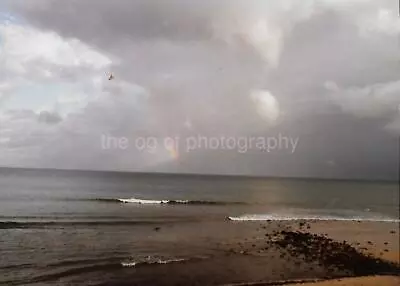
[5,0,274,134]
[2,0,400,179]
[7,0,220,45]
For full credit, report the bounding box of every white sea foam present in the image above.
[118,197,190,204]
[121,261,138,267]
[117,197,221,205]
[156,258,186,264]
[118,197,170,204]
[228,214,400,223]
[121,258,187,268]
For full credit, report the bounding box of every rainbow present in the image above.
[166,145,179,160]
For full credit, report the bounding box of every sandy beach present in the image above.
[301,220,399,264]
[1,216,399,286]
[277,221,399,286]
[284,276,400,286]
[1,214,398,285]
[85,219,399,286]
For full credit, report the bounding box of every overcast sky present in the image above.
[0,0,399,179]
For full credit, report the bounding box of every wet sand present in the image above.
[303,220,399,264]
[275,221,399,286]
[89,220,399,286]
[3,219,397,285]
[283,276,400,286]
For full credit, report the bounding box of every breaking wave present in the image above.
[111,197,245,205]
[121,258,187,268]
[72,197,245,205]
[228,213,400,223]
[121,255,209,268]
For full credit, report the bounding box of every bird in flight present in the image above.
[108,73,114,81]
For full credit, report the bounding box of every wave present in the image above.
[228,213,400,223]
[116,197,244,205]
[120,255,209,268]
[121,258,187,268]
[75,197,245,205]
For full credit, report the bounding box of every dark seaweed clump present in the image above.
[273,231,400,276]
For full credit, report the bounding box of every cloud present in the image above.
[325,80,400,134]
[250,90,280,124]
[0,23,115,115]
[37,110,62,124]
[0,109,55,166]
[0,19,161,169]
[1,0,399,178]
[0,83,11,105]
[0,20,149,138]
[0,24,111,76]
[385,116,400,135]
[356,5,400,37]
[325,80,400,117]
[3,0,317,68]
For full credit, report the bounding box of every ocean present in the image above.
[0,168,398,285]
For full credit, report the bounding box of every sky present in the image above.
[0,0,399,180]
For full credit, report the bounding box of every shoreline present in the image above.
[93,220,399,286]
[224,220,400,286]
[1,218,398,285]
[282,276,400,286]
[222,275,400,286]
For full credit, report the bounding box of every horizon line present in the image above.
[0,166,396,183]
